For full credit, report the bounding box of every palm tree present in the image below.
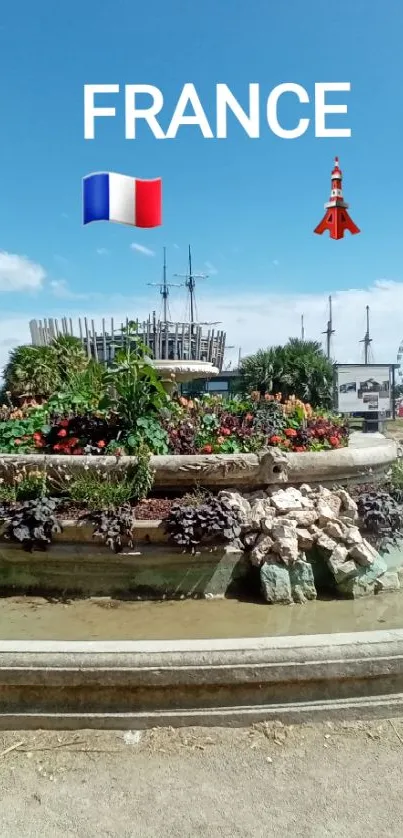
[51,335,89,381]
[239,339,333,408]
[239,347,284,396]
[3,335,91,402]
[3,345,61,399]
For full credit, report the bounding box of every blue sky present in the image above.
[0,0,402,368]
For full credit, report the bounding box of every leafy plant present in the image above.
[126,416,169,455]
[165,496,242,551]
[0,409,49,453]
[3,497,62,552]
[105,323,168,431]
[65,471,137,510]
[356,489,403,550]
[82,504,134,553]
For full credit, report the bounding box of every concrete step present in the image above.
[0,631,403,728]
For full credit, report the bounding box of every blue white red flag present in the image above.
[83,172,162,228]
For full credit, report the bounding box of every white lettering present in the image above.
[315,82,351,137]
[84,84,119,139]
[166,83,213,138]
[267,83,310,139]
[216,83,260,138]
[125,85,165,139]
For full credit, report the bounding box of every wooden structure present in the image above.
[29,314,226,370]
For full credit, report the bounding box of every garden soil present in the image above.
[0,720,402,836]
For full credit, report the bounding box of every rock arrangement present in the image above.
[218,485,400,603]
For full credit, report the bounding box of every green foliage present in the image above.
[239,339,333,408]
[4,335,93,402]
[51,335,88,381]
[105,324,168,432]
[126,416,169,455]
[65,471,137,510]
[48,360,107,414]
[0,409,50,453]
[3,345,60,399]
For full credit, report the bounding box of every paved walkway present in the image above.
[0,719,402,836]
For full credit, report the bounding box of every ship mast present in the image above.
[147,247,182,325]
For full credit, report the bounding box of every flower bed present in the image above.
[0,393,348,458]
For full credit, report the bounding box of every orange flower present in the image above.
[284,428,297,438]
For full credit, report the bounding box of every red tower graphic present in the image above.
[314,157,360,240]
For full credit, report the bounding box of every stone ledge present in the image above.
[0,433,396,489]
[0,631,403,728]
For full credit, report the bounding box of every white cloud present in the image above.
[1,277,403,380]
[49,279,89,300]
[0,251,45,292]
[130,243,155,256]
[96,248,109,256]
[205,261,218,275]
[195,279,403,370]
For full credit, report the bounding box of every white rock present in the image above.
[325,520,348,541]
[271,519,297,539]
[317,502,337,526]
[296,528,315,550]
[270,489,303,513]
[261,512,277,534]
[375,572,400,593]
[272,534,299,565]
[337,489,358,520]
[299,484,313,496]
[349,539,379,567]
[345,526,362,546]
[327,547,358,583]
[300,496,315,510]
[250,534,274,566]
[317,532,338,555]
[249,500,271,531]
[285,509,319,527]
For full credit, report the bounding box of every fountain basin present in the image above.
[0,433,396,490]
[1,630,403,729]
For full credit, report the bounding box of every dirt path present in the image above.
[0,720,402,837]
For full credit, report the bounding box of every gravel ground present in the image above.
[0,719,402,836]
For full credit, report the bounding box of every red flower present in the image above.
[202,444,213,454]
[57,428,67,438]
[294,446,307,453]
[72,448,84,455]
[329,436,339,447]
[316,428,325,437]
[33,432,42,441]
[284,428,297,438]
[59,419,69,428]
[269,435,282,445]
[34,440,45,448]
[14,438,23,446]
[220,427,231,436]
[53,443,60,451]
[245,413,253,422]
[97,440,106,448]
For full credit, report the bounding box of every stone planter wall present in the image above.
[0,433,396,491]
[0,523,248,599]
